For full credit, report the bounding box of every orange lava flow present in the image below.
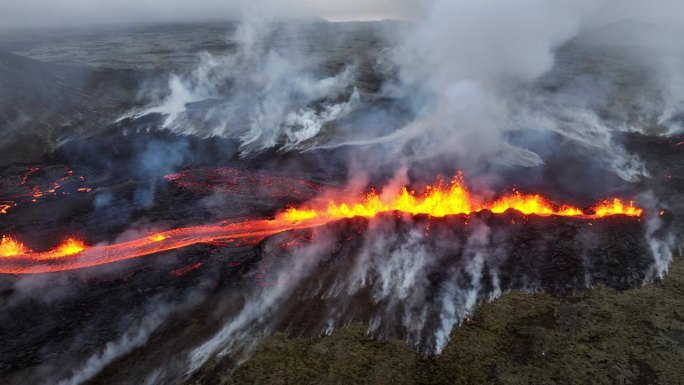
[0,218,329,274]
[0,173,644,275]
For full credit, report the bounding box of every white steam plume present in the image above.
[124,0,684,183]
[125,6,361,155]
[53,302,172,385]
[323,0,599,171]
[185,226,338,376]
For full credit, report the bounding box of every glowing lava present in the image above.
[0,166,91,214]
[283,208,317,222]
[38,238,87,260]
[149,234,168,242]
[320,176,475,219]
[592,198,643,217]
[0,236,29,257]
[170,262,203,277]
[0,219,328,274]
[0,172,645,275]
[0,202,15,214]
[285,175,640,220]
[489,191,582,216]
[22,167,75,201]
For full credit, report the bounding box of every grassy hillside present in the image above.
[190,255,684,385]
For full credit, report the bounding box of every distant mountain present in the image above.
[0,50,145,165]
[576,19,676,48]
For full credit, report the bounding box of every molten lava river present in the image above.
[0,173,643,275]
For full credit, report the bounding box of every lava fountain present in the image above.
[0,173,643,275]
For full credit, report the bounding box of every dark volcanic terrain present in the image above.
[0,21,682,385]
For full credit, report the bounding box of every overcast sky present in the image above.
[1,0,683,29]
[0,0,424,28]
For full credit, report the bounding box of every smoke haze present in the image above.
[2,1,683,384]
[4,0,684,28]
[123,0,684,187]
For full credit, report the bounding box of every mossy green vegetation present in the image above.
[193,256,684,385]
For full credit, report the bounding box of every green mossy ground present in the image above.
[193,255,684,385]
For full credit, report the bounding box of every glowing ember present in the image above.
[0,166,91,212]
[0,201,15,214]
[22,167,75,201]
[170,262,202,277]
[0,236,29,257]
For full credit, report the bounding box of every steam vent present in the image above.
[0,2,682,384]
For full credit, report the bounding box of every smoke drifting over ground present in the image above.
[55,302,171,385]
[128,0,684,185]
[1,1,683,385]
[365,0,595,170]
